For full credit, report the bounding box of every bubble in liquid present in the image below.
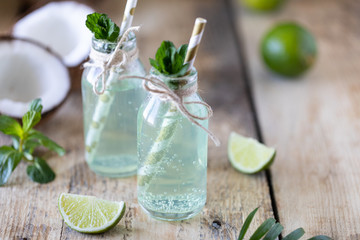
[128,101,132,104]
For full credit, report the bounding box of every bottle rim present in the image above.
[91,32,137,54]
[149,67,198,90]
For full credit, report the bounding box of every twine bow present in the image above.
[83,26,141,95]
[116,75,221,146]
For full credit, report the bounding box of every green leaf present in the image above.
[175,63,190,77]
[29,98,43,113]
[149,58,161,72]
[86,13,120,42]
[249,218,276,240]
[177,44,188,60]
[0,115,23,137]
[23,139,40,155]
[11,136,20,150]
[263,223,284,240]
[238,207,259,240]
[28,130,65,156]
[0,146,22,186]
[283,228,305,240]
[308,235,333,240]
[172,52,184,73]
[156,41,174,73]
[22,110,41,133]
[26,157,55,184]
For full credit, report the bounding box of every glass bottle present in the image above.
[82,32,147,177]
[137,67,209,221]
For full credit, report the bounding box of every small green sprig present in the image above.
[150,41,189,77]
[238,208,332,240]
[0,99,65,186]
[86,12,120,42]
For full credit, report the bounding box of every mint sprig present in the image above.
[238,208,332,240]
[0,99,65,186]
[150,41,189,77]
[86,12,120,42]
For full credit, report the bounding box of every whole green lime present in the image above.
[261,22,317,77]
[241,0,284,11]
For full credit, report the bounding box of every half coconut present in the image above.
[13,1,94,67]
[0,36,70,118]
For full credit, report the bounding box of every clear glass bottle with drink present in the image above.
[137,67,208,221]
[82,32,147,177]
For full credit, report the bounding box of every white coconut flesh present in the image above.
[13,1,94,67]
[0,39,70,118]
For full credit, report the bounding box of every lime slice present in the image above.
[228,132,276,174]
[58,193,126,234]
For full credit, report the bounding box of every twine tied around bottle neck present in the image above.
[83,26,140,95]
[116,74,220,146]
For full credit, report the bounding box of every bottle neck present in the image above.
[91,32,137,54]
[149,67,198,93]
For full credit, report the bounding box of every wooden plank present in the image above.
[231,0,360,238]
[0,0,274,239]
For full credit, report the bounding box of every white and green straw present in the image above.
[138,18,207,187]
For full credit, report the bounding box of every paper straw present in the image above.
[138,106,179,186]
[120,0,138,36]
[85,72,117,163]
[184,17,207,74]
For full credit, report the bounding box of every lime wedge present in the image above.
[58,193,126,234]
[228,132,276,174]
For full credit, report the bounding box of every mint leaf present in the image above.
[283,228,305,240]
[22,98,43,132]
[151,41,189,77]
[177,63,190,77]
[0,115,23,137]
[178,44,188,60]
[250,218,276,240]
[22,110,41,133]
[0,98,63,186]
[11,136,20,150]
[86,13,120,42]
[0,146,22,186]
[26,157,55,184]
[29,98,43,113]
[22,139,39,155]
[238,207,259,240]
[28,130,65,156]
[150,58,161,72]
[263,223,284,240]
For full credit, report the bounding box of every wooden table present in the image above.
[1,0,359,239]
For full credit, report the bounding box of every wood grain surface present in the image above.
[231,0,360,239]
[0,0,275,239]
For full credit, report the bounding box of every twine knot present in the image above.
[116,75,220,146]
[83,26,141,95]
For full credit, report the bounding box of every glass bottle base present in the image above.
[86,154,137,178]
[139,202,204,221]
